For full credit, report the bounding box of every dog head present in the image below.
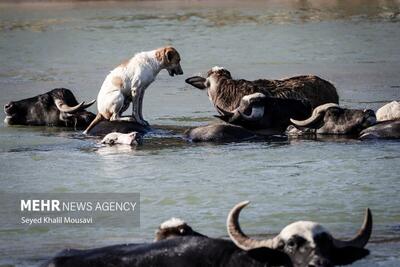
[156,46,183,77]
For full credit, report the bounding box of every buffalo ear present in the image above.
[247,247,292,267]
[185,76,207,90]
[330,247,369,265]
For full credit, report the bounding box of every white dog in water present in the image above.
[101,132,142,145]
[84,46,183,134]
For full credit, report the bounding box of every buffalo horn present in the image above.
[332,208,372,249]
[227,201,274,251]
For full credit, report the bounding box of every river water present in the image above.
[0,1,399,266]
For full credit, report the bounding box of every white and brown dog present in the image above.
[84,46,183,134]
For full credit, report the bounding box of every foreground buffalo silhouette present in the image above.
[42,201,372,267]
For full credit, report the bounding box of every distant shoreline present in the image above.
[0,0,156,2]
[0,0,249,1]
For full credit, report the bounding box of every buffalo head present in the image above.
[185,66,232,90]
[4,88,95,129]
[227,201,372,267]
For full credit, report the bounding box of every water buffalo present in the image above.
[288,103,376,135]
[358,101,400,139]
[185,67,338,114]
[85,120,151,136]
[3,88,95,129]
[214,92,312,131]
[43,236,291,267]
[359,120,400,140]
[43,201,372,267]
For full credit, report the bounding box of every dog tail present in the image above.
[83,113,104,135]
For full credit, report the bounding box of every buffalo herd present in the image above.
[4,67,398,266]
[4,68,399,143]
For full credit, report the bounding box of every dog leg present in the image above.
[110,102,133,122]
[110,113,134,122]
[83,113,104,135]
[131,87,146,125]
[138,90,149,126]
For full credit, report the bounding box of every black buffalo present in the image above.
[214,92,312,131]
[4,88,95,129]
[288,103,376,135]
[42,236,291,267]
[185,123,258,142]
[184,123,287,143]
[86,120,151,136]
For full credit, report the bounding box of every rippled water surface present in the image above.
[0,1,399,266]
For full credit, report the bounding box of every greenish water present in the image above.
[0,1,399,266]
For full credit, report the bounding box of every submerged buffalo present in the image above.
[4,88,95,129]
[358,101,400,139]
[87,120,151,136]
[184,123,288,143]
[359,120,400,140]
[43,201,372,267]
[185,123,258,142]
[288,103,376,135]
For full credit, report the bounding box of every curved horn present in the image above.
[55,99,86,113]
[215,105,242,123]
[227,201,274,251]
[216,105,235,117]
[81,99,96,110]
[290,103,340,127]
[332,208,373,249]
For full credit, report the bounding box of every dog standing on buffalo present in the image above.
[84,46,183,134]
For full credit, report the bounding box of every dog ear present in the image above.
[185,76,207,90]
[166,49,174,63]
